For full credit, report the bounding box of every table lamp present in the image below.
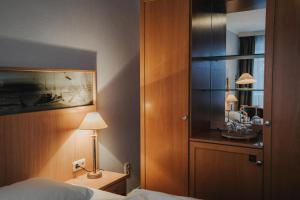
[79,112,108,179]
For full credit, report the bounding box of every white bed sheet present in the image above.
[126,189,198,200]
[90,188,124,200]
[90,188,199,200]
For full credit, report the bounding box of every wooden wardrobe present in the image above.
[140,0,300,199]
[140,0,190,196]
[264,0,300,199]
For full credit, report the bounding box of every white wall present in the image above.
[95,1,140,192]
[0,0,140,191]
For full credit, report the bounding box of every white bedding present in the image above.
[125,189,198,200]
[90,189,198,200]
[0,178,197,200]
[90,188,124,200]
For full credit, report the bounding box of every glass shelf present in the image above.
[190,130,263,149]
[192,54,265,61]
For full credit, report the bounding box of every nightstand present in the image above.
[66,171,128,195]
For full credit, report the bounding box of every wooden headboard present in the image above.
[0,105,95,186]
[0,67,97,187]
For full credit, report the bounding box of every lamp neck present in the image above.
[91,130,98,137]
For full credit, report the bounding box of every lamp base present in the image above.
[87,170,102,179]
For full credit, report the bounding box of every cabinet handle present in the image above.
[256,160,263,167]
[181,115,189,121]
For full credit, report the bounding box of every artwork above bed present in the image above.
[0,68,95,115]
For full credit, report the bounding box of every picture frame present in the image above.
[0,67,96,115]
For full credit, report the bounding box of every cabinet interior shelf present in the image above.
[190,130,263,149]
[193,88,264,92]
[192,54,265,61]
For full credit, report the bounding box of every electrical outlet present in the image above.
[72,158,86,172]
[123,162,131,175]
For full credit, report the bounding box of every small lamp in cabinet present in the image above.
[226,94,238,111]
[236,73,256,85]
[79,112,108,179]
[226,94,238,122]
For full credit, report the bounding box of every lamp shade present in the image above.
[79,112,108,130]
[236,73,256,85]
[226,94,238,103]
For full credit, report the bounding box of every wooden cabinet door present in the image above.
[190,142,263,200]
[264,0,300,199]
[140,0,190,196]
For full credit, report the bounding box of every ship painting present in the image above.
[0,70,94,115]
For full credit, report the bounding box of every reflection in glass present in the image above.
[191,0,266,140]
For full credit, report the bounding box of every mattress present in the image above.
[90,188,124,200]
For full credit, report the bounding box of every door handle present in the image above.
[256,160,263,167]
[249,155,263,167]
[264,120,272,127]
[181,115,189,121]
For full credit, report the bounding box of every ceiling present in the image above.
[227,9,266,35]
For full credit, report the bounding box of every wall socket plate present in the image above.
[72,158,86,172]
[123,162,131,175]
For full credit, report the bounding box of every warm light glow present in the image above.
[236,73,257,85]
[79,112,108,130]
[226,94,238,102]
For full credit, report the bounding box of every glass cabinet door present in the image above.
[191,0,266,142]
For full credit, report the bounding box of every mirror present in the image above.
[191,0,266,139]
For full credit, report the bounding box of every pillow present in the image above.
[0,178,94,200]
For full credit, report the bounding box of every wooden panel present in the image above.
[268,0,300,199]
[141,0,190,196]
[0,116,5,186]
[190,142,263,200]
[140,0,146,189]
[263,0,275,199]
[0,105,95,186]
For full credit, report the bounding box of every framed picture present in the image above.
[0,68,95,115]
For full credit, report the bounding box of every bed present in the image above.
[91,188,197,200]
[90,188,124,200]
[0,178,197,200]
